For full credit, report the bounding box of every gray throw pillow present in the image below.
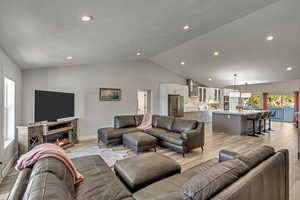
[171,119,198,133]
[156,117,174,130]
[115,116,136,128]
[237,145,275,168]
[182,159,249,200]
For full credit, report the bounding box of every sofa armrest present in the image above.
[181,129,200,140]
[181,124,205,152]
[219,150,239,162]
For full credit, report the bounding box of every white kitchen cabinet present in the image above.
[199,87,207,102]
[200,87,221,103]
[223,89,233,96]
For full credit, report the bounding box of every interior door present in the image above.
[137,90,149,114]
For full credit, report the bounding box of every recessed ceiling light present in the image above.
[208,78,213,81]
[183,25,191,30]
[266,35,274,41]
[136,52,141,56]
[286,67,293,71]
[66,56,73,60]
[213,51,220,56]
[81,15,93,22]
[180,61,185,66]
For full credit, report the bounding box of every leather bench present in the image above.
[114,152,181,192]
[123,132,157,153]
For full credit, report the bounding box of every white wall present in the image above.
[0,48,22,179]
[228,80,300,95]
[22,60,185,140]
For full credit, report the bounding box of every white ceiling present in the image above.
[0,0,278,70]
[151,0,300,87]
[0,0,299,87]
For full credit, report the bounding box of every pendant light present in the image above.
[229,74,241,98]
[241,82,252,98]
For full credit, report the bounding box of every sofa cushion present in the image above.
[115,116,137,128]
[237,145,275,168]
[171,119,198,133]
[135,115,144,126]
[151,115,159,127]
[144,128,168,137]
[72,155,132,200]
[30,157,75,195]
[23,173,73,200]
[160,132,184,146]
[145,128,184,146]
[133,158,218,200]
[219,150,240,162]
[156,117,174,130]
[181,158,219,179]
[182,159,249,200]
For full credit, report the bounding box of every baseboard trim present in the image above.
[79,135,97,141]
[0,152,18,184]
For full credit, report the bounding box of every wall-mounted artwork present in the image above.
[99,88,121,101]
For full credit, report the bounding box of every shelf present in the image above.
[46,126,73,135]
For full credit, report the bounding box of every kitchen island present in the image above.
[184,110,212,123]
[212,110,266,135]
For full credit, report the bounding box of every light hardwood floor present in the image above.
[0,122,299,200]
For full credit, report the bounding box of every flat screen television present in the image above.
[34,90,75,122]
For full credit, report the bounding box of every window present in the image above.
[268,95,294,107]
[4,77,15,147]
[244,94,260,109]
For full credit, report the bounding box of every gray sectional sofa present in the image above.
[9,145,289,200]
[98,115,205,156]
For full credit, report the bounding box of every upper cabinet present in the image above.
[199,87,220,103]
[199,87,207,102]
[186,79,221,103]
[223,89,233,96]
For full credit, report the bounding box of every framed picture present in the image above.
[99,88,121,101]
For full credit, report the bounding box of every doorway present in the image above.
[137,90,152,114]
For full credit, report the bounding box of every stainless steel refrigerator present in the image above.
[168,95,184,117]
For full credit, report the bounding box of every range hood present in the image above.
[186,79,206,97]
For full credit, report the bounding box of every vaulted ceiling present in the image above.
[150,0,300,87]
[0,0,299,86]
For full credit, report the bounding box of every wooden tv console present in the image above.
[17,118,78,155]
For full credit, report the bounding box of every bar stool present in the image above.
[262,112,270,133]
[247,113,261,137]
[268,111,276,131]
[257,112,267,135]
[263,111,271,133]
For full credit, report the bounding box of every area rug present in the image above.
[67,146,129,167]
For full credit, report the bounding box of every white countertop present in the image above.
[184,109,212,113]
[212,110,267,116]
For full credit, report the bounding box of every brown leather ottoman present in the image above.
[123,131,157,154]
[114,152,181,192]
